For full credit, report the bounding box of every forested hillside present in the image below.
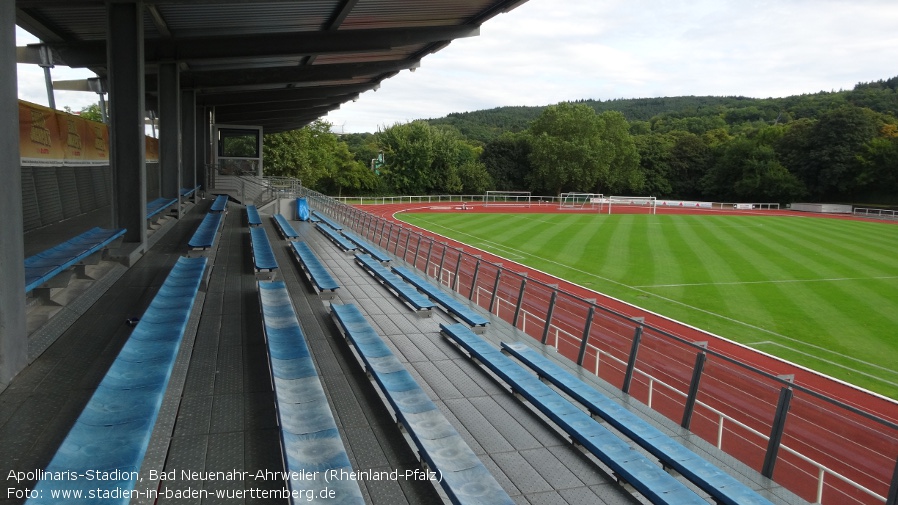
[427,77,898,144]
[267,77,898,205]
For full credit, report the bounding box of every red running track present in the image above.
[351,201,898,503]
[361,201,898,420]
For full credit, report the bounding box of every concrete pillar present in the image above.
[107,0,147,250]
[198,107,212,191]
[0,1,28,386]
[159,62,180,211]
[181,88,196,195]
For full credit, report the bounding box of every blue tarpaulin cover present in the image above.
[296,198,310,221]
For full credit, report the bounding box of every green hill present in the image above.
[425,77,898,143]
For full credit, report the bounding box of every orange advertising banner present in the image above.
[18,99,150,167]
[19,101,65,166]
[145,135,159,162]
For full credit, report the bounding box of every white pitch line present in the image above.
[638,275,898,289]
[747,341,898,376]
[407,216,898,380]
[750,341,898,388]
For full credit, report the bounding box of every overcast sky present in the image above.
[16,0,898,133]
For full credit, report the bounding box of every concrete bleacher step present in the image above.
[258,281,365,504]
[354,253,433,315]
[440,322,707,505]
[26,256,207,504]
[501,341,776,505]
[331,303,514,505]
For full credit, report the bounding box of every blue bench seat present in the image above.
[355,254,433,314]
[25,227,126,293]
[315,223,357,252]
[180,185,200,198]
[187,211,224,251]
[501,342,774,505]
[146,197,177,220]
[341,230,391,263]
[27,256,207,505]
[331,304,513,505]
[290,241,339,296]
[209,194,229,213]
[393,265,489,331]
[258,282,364,504]
[311,211,342,230]
[273,214,299,240]
[440,323,706,505]
[246,204,262,226]
[249,227,278,277]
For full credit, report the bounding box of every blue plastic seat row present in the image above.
[311,210,342,230]
[258,282,364,504]
[440,323,706,505]
[501,342,774,505]
[273,214,299,240]
[209,194,229,213]
[180,185,200,198]
[146,197,177,219]
[355,254,433,313]
[246,204,262,227]
[392,266,489,330]
[25,227,126,293]
[27,256,207,505]
[290,241,340,294]
[249,226,278,273]
[315,223,357,252]
[187,211,224,250]
[331,304,513,505]
[340,230,391,263]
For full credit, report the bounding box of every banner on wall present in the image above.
[19,99,155,167]
[19,101,65,166]
[145,135,159,163]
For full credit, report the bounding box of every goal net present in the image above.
[559,192,604,211]
[607,196,657,214]
[484,190,532,208]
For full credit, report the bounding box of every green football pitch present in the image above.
[397,212,898,399]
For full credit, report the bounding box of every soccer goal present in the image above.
[606,196,657,214]
[559,192,604,211]
[484,190,532,208]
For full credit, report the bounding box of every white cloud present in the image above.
[16,1,898,133]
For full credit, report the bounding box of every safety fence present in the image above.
[331,194,782,211]
[854,207,898,221]
[303,188,898,505]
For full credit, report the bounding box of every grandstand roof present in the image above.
[15,0,529,132]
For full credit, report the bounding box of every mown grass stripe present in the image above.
[398,212,898,398]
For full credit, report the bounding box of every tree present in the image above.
[703,134,806,202]
[377,121,437,195]
[319,141,379,197]
[63,103,104,123]
[262,119,337,187]
[480,132,531,190]
[457,160,493,194]
[777,106,886,200]
[528,103,641,195]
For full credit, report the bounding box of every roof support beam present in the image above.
[215,104,340,124]
[176,60,418,91]
[18,25,479,68]
[196,83,376,106]
[212,96,357,115]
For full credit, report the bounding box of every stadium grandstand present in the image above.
[2,3,896,505]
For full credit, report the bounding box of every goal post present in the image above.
[559,192,604,211]
[606,196,657,215]
[484,190,532,208]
